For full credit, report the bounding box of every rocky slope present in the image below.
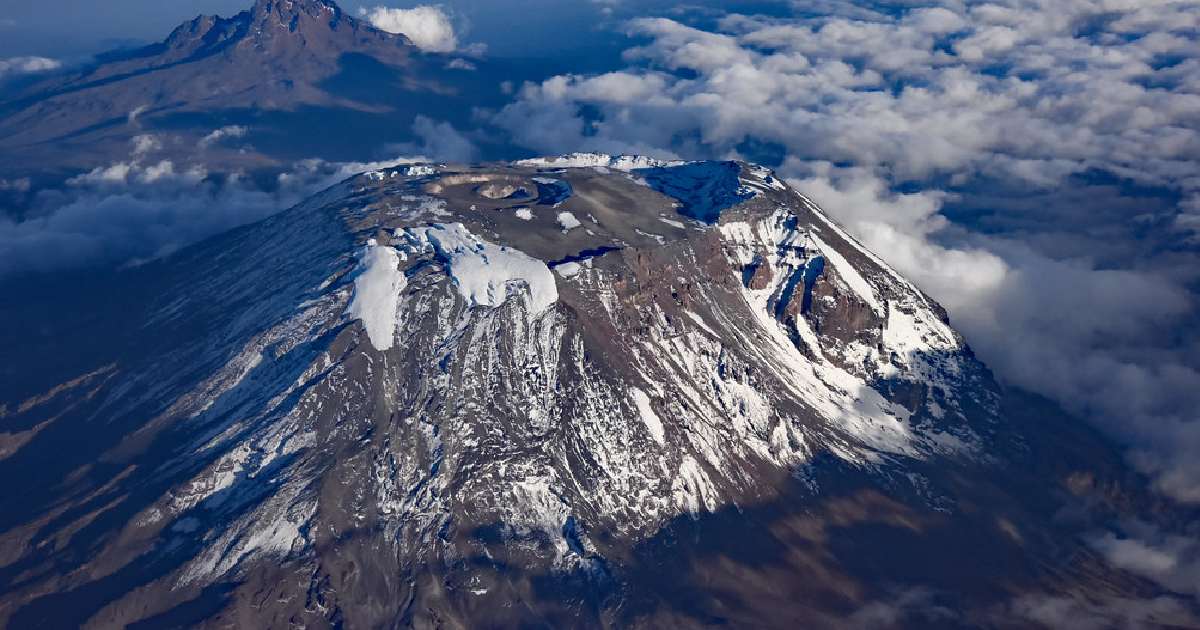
[0,156,1190,628]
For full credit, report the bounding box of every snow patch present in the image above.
[741,163,788,191]
[557,211,581,231]
[554,262,583,278]
[348,240,406,351]
[673,456,718,515]
[402,223,558,314]
[630,387,666,445]
[405,164,438,177]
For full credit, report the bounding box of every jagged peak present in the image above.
[250,0,342,19]
[244,0,345,33]
[156,0,411,56]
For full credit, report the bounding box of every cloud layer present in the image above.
[492,0,1200,509]
[0,132,434,277]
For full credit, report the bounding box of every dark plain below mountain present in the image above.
[0,154,1196,628]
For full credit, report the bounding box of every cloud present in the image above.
[0,56,61,79]
[785,163,1200,507]
[359,5,459,52]
[198,125,248,149]
[131,134,162,157]
[1089,521,1200,598]
[1004,593,1198,630]
[848,587,956,626]
[490,0,1200,506]
[0,178,31,193]
[385,116,479,163]
[1,148,427,278]
[500,6,1200,202]
[127,105,149,124]
[67,158,205,187]
[850,583,1199,627]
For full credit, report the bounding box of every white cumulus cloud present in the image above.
[359,5,458,52]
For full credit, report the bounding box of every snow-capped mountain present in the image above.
[0,157,1176,627]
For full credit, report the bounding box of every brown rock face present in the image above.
[746,255,774,290]
[802,263,885,347]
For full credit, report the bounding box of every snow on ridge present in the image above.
[795,192,928,302]
[362,161,438,182]
[517,154,788,204]
[716,208,979,462]
[517,153,684,171]
[740,163,788,192]
[808,233,883,316]
[794,193,961,354]
[348,240,406,351]
[402,223,558,314]
[404,164,438,177]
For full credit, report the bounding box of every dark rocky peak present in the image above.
[158,0,398,57]
[161,12,247,56]
[126,0,414,72]
[248,0,344,29]
[164,14,221,45]
[236,0,413,52]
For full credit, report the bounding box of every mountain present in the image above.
[0,155,1184,628]
[0,0,505,181]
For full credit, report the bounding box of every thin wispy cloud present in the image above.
[0,55,61,79]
